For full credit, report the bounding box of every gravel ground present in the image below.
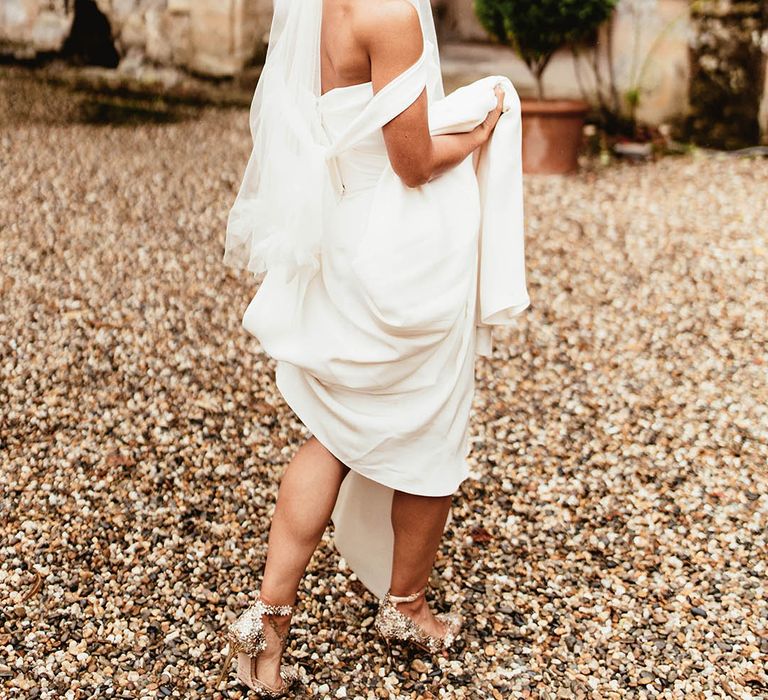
[1,65,767,699]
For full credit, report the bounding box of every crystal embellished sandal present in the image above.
[217,595,299,696]
[374,586,462,655]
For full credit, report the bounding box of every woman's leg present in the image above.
[389,491,453,637]
[253,436,349,685]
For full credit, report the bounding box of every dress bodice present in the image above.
[319,83,389,195]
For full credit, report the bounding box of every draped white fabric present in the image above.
[223,0,529,599]
[429,77,530,356]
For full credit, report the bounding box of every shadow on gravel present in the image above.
[74,95,194,126]
[0,64,204,127]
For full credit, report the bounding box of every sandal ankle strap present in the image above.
[385,586,426,604]
[256,594,294,617]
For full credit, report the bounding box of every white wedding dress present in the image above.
[229,11,529,595]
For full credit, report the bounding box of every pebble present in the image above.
[0,64,766,699]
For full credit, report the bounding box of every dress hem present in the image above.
[274,360,470,499]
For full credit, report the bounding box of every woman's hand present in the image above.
[477,85,505,143]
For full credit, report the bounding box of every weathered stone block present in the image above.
[167,0,190,13]
[165,12,192,67]
[688,0,767,148]
[0,0,72,52]
[189,4,236,76]
[30,10,71,50]
[144,7,171,64]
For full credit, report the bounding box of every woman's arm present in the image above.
[358,1,503,188]
[427,94,504,182]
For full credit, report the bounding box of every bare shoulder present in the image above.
[353,0,422,51]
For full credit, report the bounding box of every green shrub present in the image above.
[474,0,618,99]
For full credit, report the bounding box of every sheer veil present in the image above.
[223,0,444,279]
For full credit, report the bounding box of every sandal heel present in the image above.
[216,644,237,688]
[377,630,393,656]
[218,594,300,697]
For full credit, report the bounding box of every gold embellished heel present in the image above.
[376,629,393,657]
[373,586,462,656]
[217,594,299,696]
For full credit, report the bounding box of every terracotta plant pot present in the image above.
[521,99,588,174]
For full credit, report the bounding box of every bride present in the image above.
[219,0,527,695]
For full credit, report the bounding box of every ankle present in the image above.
[260,616,292,657]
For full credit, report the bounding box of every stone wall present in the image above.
[689,0,768,148]
[110,0,273,76]
[0,0,273,76]
[0,0,72,57]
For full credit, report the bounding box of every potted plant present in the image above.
[474,0,618,173]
